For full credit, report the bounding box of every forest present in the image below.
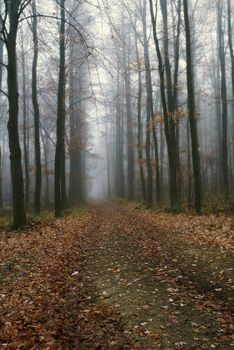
[0,0,233,349]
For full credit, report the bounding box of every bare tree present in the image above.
[31,0,41,213]
[55,0,66,217]
[1,1,28,227]
[183,0,202,213]
[217,0,229,192]
[149,0,181,211]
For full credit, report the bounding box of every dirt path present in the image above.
[0,204,233,349]
[82,205,234,350]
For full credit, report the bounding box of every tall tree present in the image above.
[227,0,234,99]
[68,23,87,205]
[217,0,229,191]
[55,0,66,217]
[0,0,4,211]
[135,31,146,202]
[141,0,160,206]
[123,31,135,200]
[115,63,125,198]
[41,130,50,206]
[2,1,27,227]
[227,0,234,173]
[68,43,77,205]
[20,30,30,207]
[183,0,202,213]
[31,0,41,213]
[149,0,181,211]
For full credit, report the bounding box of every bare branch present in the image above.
[0,88,8,98]
[0,61,7,69]
[19,0,32,16]
[18,14,90,51]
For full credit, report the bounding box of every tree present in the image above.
[0,0,4,211]
[20,29,30,207]
[55,0,66,217]
[183,0,202,213]
[149,0,181,211]
[227,0,234,99]
[217,0,229,192]
[115,62,125,198]
[1,1,28,227]
[31,0,41,213]
[123,29,135,200]
[135,31,146,202]
[141,0,160,207]
[227,0,234,171]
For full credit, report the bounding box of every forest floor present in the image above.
[0,203,233,349]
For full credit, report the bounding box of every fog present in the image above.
[0,0,233,226]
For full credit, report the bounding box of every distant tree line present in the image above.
[105,0,234,213]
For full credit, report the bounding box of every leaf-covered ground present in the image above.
[0,204,233,349]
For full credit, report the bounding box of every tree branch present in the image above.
[18,14,89,51]
[0,89,8,98]
[0,61,7,69]
[19,0,33,16]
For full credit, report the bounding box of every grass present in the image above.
[117,191,234,215]
[0,203,91,231]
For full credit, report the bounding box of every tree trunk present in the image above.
[217,0,229,192]
[227,0,234,98]
[123,30,135,200]
[41,130,50,207]
[135,32,146,202]
[32,0,41,214]
[0,8,4,211]
[183,0,202,214]
[6,2,27,227]
[187,118,192,209]
[106,121,111,198]
[214,47,222,190]
[227,0,234,180]
[55,0,66,217]
[142,0,160,207]
[69,50,76,205]
[149,0,181,211]
[21,31,30,207]
[160,122,164,201]
[115,66,125,198]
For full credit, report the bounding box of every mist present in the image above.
[0,0,233,225]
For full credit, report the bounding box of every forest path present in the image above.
[82,204,234,350]
[0,204,233,349]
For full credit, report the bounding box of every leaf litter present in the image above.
[0,203,233,349]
